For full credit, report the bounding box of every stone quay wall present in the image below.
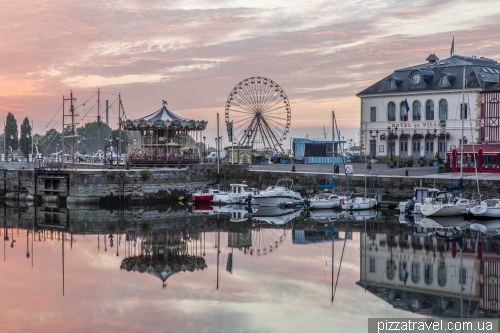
[0,165,498,205]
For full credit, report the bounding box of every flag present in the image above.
[450,36,454,57]
[404,98,410,122]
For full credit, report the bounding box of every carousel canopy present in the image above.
[125,101,207,130]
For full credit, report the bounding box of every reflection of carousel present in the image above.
[120,228,207,288]
[124,100,208,166]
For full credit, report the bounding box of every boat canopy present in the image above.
[445,178,463,191]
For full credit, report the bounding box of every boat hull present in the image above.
[192,194,214,202]
[420,203,472,217]
[253,196,302,207]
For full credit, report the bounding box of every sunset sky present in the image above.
[1,0,499,148]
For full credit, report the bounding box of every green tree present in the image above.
[19,117,32,157]
[42,128,62,155]
[5,112,19,151]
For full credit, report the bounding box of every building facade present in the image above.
[357,55,500,162]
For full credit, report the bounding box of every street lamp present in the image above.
[203,136,206,163]
[387,125,398,161]
[369,130,378,158]
[108,138,114,169]
[104,136,108,166]
[26,133,29,163]
[116,136,121,164]
[10,134,14,161]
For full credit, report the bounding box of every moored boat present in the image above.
[253,179,302,207]
[469,199,500,218]
[212,182,255,204]
[192,188,224,202]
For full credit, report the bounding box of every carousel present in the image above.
[124,100,208,166]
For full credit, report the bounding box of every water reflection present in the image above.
[360,218,500,317]
[2,202,500,331]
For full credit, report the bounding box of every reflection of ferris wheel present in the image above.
[225,77,291,153]
[244,228,288,256]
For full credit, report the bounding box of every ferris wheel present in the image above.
[225,77,291,153]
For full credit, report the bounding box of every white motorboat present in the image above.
[470,199,500,218]
[306,193,346,210]
[398,187,439,215]
[253,179,302,207]
[419,191,475,217]
[212,182,255,204]
[341,194,377,211]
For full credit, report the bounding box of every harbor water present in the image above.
[0,204,498,332]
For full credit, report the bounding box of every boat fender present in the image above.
[254,190,260,195]
[340,199,344,205]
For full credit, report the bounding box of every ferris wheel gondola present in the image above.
[225,76,291,153]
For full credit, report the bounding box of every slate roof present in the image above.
[357,55,500,96]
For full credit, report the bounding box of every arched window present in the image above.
[388,102,396,121]
[412,262,421,283]
[387,260,396,280]
[425,264,433,285]
[425,100,434,120]
[439,99,448,120]
[400,101,406,121]
[399,260,407,281]
[413,101,421,121]
[438,263,447,287]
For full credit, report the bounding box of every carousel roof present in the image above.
[125,101,207,130]
[140,104,188,122]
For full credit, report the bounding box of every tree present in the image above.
[42,128,62,155]
[5,112,18,151]
[19,117,32,157]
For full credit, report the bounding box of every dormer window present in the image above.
[440,75,449,86]
[387,77,403,91]
[439,73,455,87]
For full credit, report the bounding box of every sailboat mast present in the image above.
[460,66,465,179]
[332,110,335,193]
[217,113,220,175]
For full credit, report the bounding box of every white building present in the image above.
[357,54,500,162]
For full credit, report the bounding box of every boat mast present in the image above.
[332,110,335,193]
[460,66,465,179]
[217,113,220,174]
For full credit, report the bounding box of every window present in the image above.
[439,99,448,120]
[400,101,406,121]
[459,268,466,285]
[388,79,396,90]
[425,100,434,120]
[400,140,408,152]
[460,103,468,119]
[440,75,449,86]
[459,138,468,145]
[388,102,396,121]
[424,264,433,285]
[425,141,434,153]
[399,261,407,281]
[413,141,419,152]
[413,101,421,121]
[438,263,447,287]
[370,257,376,273]
[412,262,420,283]
[370,107,376,122]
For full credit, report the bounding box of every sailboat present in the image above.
[308,110,349,209]
[419,66,476,217]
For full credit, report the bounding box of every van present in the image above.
[207,151,227,160]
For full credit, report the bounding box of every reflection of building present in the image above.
[359,231,500,316]
[227,231,252,248]
[292,227,339,244]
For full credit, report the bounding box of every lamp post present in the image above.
[203,136,206,163]
[26,133,29,163]
[369,130,378,158]
[10,134,14,161]
[104,136,107,166]
[387,125,398,161]
[116,136,121,164]
[108,138,114,169]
